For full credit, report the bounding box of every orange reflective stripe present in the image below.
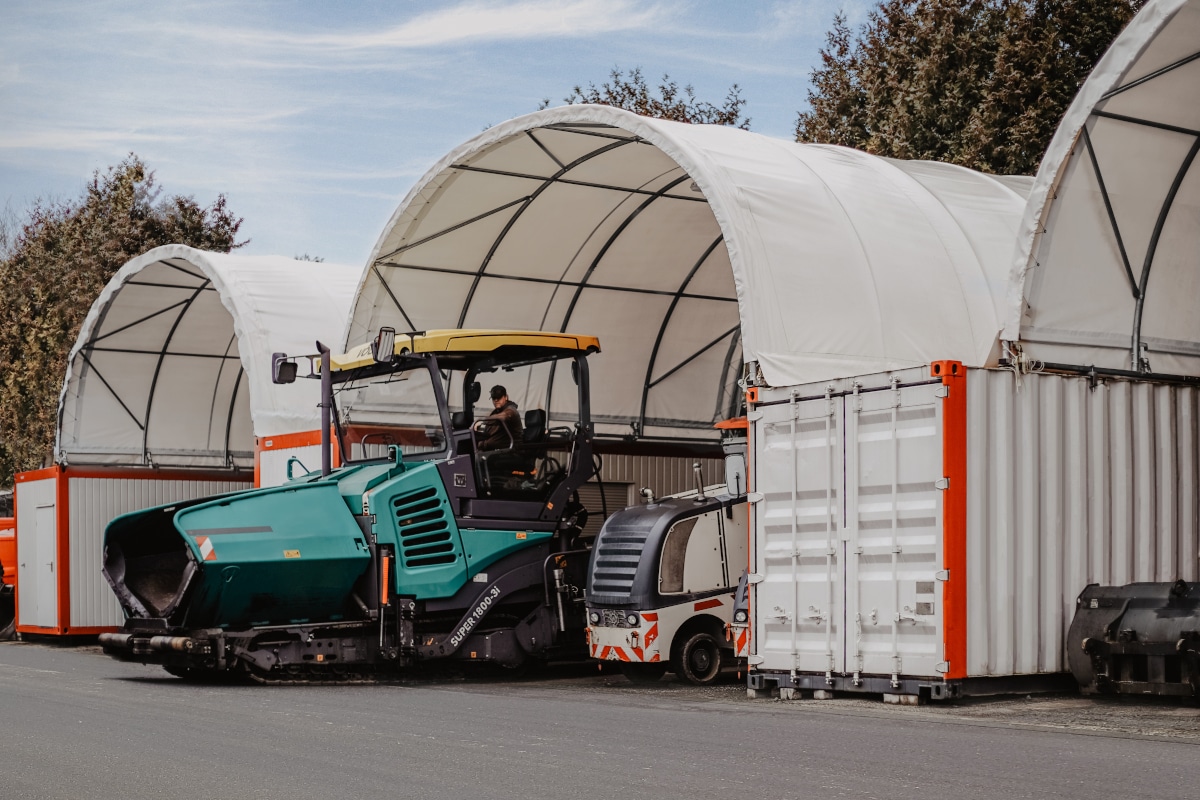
[381,554,390,606]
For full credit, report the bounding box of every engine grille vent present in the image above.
[393,486,456,568]
[589,520,650,597]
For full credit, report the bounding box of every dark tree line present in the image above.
[795,0,1145,174]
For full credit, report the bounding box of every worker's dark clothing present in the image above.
[477,400,523,451]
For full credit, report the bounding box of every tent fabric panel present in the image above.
[1138,165,1200,348]
[888,159,1029,342]
[532,125,640,169]
[1117,1,1200,85]
[386,177,532,270]
[459,276,563,332]
[1021,141,1137,342]
[60,351,152,460]
[144,354,235,457]
[582,197,725,295]
[353,266,475,340]
[464,131,562,177]
[1023,120,1193,344]
[482,181,658,281]
[559,141,686,194]
[86,286,216,353]
[681,233,735,299]
[566,288,674,429]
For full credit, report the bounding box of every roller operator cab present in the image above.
[585,421,749,685]
[100,329,601,681]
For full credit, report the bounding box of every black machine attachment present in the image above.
[1068,580,1200,697]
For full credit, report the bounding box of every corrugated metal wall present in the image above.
[593,453,723,499]
[966,370,1200,676]
[68,477,251,628]
[581,453,724,536]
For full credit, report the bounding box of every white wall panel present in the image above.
[68,476,250,628]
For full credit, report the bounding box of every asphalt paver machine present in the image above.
[100,329,602,681]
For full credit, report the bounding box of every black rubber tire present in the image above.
[672,632,722,685]
[619,662,668,684]
[0,592,15,641]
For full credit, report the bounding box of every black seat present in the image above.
[523,409,547,448]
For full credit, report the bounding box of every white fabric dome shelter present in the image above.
[1008,0,1200,376]
[347,106,1031,441]
[57,245,360,469]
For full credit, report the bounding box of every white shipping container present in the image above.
[746,362,1200,697]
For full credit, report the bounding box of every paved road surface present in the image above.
[0,641,1196,800]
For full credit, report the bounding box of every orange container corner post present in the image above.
[930,360,967,680]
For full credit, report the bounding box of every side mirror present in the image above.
[571,359,580,386]
[467,381,482,405]
[272,352,297,384]
[372,327,396,363]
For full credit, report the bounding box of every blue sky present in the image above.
[1,0,861,265]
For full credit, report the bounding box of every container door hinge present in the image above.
[935,386,950,398]
[747,654,765,665]
[934,477,950,491]
[747,410,764,422]
[934,570,950,582]
[747,572,766,585]
[747,492,764,504]
[935,661,950,674]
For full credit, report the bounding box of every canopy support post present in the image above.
[319,342,332,477]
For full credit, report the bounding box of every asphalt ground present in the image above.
[0,640,1196,800]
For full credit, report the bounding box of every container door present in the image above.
[29,504,58,628]
[843,382,944,680]
[15,477,59,629]
[752,392,845,677]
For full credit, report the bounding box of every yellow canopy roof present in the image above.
[331,329,600,371]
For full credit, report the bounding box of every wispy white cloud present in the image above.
[157,0,676,54]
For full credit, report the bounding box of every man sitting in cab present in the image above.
[474,384,523,451]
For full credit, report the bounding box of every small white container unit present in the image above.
[14,246,358,636]
[744,362,1199,698]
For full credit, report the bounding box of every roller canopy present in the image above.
[57,245,359,468]
[348,106,1031,441]
[1008,0,1200,375]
